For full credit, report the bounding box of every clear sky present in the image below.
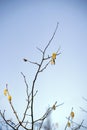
[0,0,87,129]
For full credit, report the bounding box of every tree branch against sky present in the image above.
[0,23,63,130]
[0,1,87,130]
[0,22,87,130]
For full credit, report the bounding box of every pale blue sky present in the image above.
[0,0,87,129]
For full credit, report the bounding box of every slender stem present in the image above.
[31,62,43,130]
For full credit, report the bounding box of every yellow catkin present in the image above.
[70,111,75,118]
[52,53,56,60]
[8,95,12,102]
[67,122,71,127]
[4,89,8,96]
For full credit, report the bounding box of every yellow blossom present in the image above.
[70,111,75,118]
[52,104,56,110]
[4,89,8,96]
[52,53,56,60]
[51,53,56,65]
[8,95,12,102]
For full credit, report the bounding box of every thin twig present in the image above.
[23,58,40,66]
[74,120,84,130]
[44,22,59,53]
[21,72,33,124]
[80,107,87,113]
[9,102,20,123]
[82,97,87,102]
[36,47,44,54]
[39,60,51,72]
[0,111,16,130]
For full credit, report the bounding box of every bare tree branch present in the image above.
[0,111,16,130]
[44,22,59,53]
[23,58,40,66]
[0,23,62,130]
[9,102,20,123]
[36,47,44,54]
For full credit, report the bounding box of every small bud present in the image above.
[4,89,8,96]
[52,104,56,110]
[8,95,12,102]
[67,122,71,127]
[23,58,28,62]
[70,111,75,118]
